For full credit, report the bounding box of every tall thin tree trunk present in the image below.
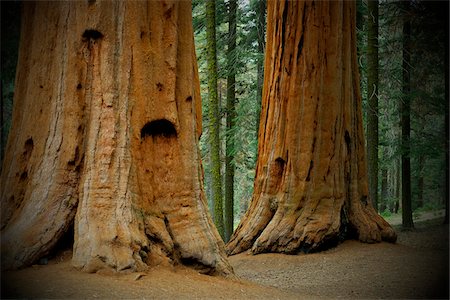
[395,158,401,214]
[380,158,388,213]
[444,0,449,225]
[417,154,424,209]
[255,0,266,136]
[401,1,414,229]
[224,0,237,242]
[0,79,4,164]
[0,1,233,276]
[227,1,396,256]
[206,0,224,238]
[367,0,379,212]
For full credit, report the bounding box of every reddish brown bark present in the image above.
[0,1,232,276]
[227,0,396,255]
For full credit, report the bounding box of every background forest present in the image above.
[1,0,448,240]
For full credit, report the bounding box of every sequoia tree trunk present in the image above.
[227,0,396,255]
[0,1,233,276]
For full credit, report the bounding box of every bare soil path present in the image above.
[2,216,448,299]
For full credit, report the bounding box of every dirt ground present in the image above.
[1,216,449,299]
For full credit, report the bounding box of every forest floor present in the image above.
[2,212,449,299]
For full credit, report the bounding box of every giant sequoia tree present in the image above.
[0,1,233,276]
[227,0,397,255]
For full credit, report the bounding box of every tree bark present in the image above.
[367,0,379,212]
[444,0,449,225]
[380,164,388,213]
[255,0,266,137]
[416,154,424,209]
[226,0,396,256]
[395,158,401,214]
[0,79,3,164]
[0,1,233,276]
[401,2,414,229]
[206,0,224,238]
[224,0,237,242]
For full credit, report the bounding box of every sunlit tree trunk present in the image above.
[0,1,233,276]
[227,0,396,255]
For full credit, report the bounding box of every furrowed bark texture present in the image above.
[227,0,396,256]
[0,1,233,276]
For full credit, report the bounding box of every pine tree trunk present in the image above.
[0,1,233,276]
[255,0,266,136]
[395,159,401,214]
[380,164,388,213]
[224,0,237,242]
[367,0,379,212]
[444,1,449,225]
[417,154,424,209]
[401,2,414,229]
[227,0,396,256]
[0,80,3,163]
[206,0,224,238]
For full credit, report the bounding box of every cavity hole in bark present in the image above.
[164,7,173,19]
[297,33,304,59]
[273,157,285,178]
[82,29,103,40]
[156,82,163,91]
[22,138,34,160]
[88,0,96,4]
[306,160,313,182]
[267,158,285,194]
[77,83,82,90]
[43,221,74,264]
[68,146,79,166]
[24,138,33,150]
[19,171,28,181]
[180,257,214,275]
[344,130,351,149]
[141,119,177,139]
[186,96,192,102]
[360,195,368,205]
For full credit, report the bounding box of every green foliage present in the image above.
[360,1,448,218]
[193,0,262,225]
